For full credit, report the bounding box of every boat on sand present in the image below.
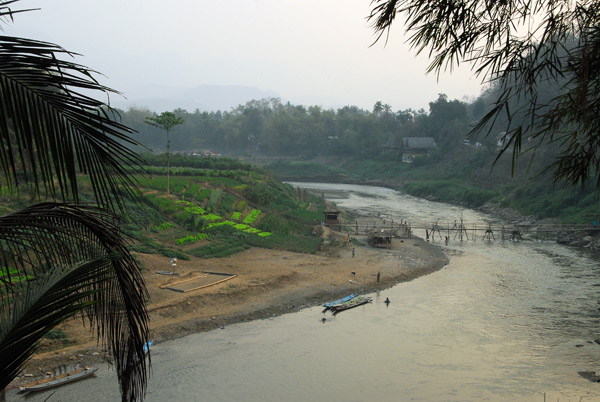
[18,367,97,393]
[322,294,355,311]
[329,295,372,314]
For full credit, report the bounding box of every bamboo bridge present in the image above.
[340,219,600,242]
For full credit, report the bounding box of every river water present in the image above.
[11,183,600,402]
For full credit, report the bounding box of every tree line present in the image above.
[121,95,490,158]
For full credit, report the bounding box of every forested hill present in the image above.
[118,94,599,224]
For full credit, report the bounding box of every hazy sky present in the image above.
[6,0,484,112]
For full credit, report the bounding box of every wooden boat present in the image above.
[329,295,372,314]
[18,367,97,393]
[322,294,355,310]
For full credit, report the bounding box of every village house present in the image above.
[401,137,436,162]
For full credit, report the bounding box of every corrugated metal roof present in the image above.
[402,137,436,148]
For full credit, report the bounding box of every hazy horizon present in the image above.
[6,0,484,112]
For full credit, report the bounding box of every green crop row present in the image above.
[208,220,236,229]
[236,200,247,212]
[175,233,209,245]
[184,205,206,215]
[243,209,261,224]
[154,222,176,232]
[204,213,222,222]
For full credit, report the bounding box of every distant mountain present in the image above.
[112,84,280,112]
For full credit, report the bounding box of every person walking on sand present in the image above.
[377,271,381,282]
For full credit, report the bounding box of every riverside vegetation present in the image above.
[119,93,600,224]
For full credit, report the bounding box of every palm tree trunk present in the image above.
[167,129,171,194]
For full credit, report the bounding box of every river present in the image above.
[10,183,600,402]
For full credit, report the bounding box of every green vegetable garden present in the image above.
[120,156,326,259]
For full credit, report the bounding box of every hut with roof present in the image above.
[401,137,436,162]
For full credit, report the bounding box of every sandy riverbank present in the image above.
[11,227,448,385]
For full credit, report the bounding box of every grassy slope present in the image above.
[120,161,326,260]
[0,158,327,262]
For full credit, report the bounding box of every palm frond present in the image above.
[0,258,110,387]
[0,203,149,402]
[0,1,37,24]
[0,35,145,211]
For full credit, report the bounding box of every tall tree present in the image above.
[369,0,600,188]
[0,2,149,401]
[145,111,184,194]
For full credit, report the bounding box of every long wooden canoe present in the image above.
[18,367,97,393]
[323,294,356,309]
[330,295,372,314]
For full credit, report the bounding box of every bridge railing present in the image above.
[339,219,600,241]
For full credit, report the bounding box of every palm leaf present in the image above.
[0,1,37,22]
[0,258,110,387]
[0,203,149,402]
[0,34,145,210]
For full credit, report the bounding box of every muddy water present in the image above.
[11,183,600,402]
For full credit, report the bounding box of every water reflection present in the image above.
[11,183,600,402]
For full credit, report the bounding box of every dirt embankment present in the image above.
[12,227,448,386]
